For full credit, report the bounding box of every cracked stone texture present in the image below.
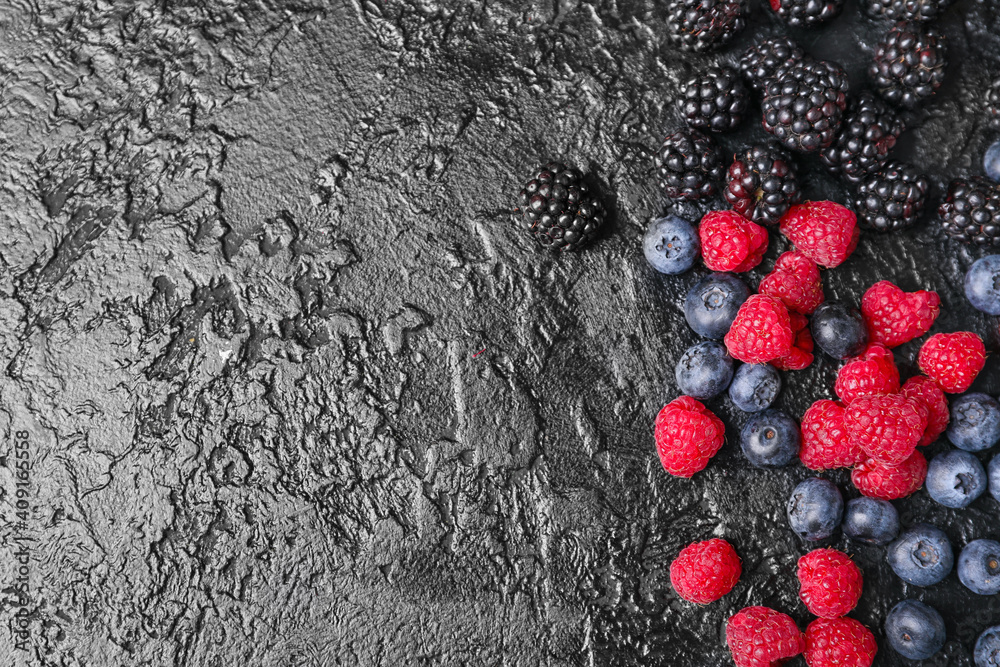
[1,0,999,665]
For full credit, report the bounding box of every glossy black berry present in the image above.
[762,59,849,152]
[739,36,806,94]
[517,162,605,252]
[680,66,749,132]
[769,0,844,27]
[861,0,953,22]
[655,128,724,201]
[820,91,904,184]
[869,22,946,109]
[724,144,801,225]
[939,177,1000,247]
[666,0,748,53]
[854,162,930,231]
[988,78,1000,130]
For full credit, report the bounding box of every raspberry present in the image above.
[861,281,940,348]
[654,396,726,477]
[918,332,987,394]
[851,449,927,500]
[669,538,742,604]
[804,617,878,667]
[800,400,864,470]
[845,394,927,465]
[699,210,769,272]
[725,295,794,364]
[779,201,859,268]
[834,343,900,403]
[727,606,805,667]
[797,548,863,619]
[900,375,950,446]
[772,312,814,371]
[758,251,824,315]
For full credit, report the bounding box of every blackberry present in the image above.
[869,22,946,109]
[762,59,849,152]
[861,0,953,22]
[854,162,929,231]
[724,144,801,225]
[939,177,1000,246]
[820,91,905,183]
[517,162,605,251]
[666,0,748,53]
[988,78,1000,130]
[770,0,844,27]
[679,66,749,132]
[655,128,724,201]
[739,36,806,94]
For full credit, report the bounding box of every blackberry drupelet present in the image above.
[680,65,749,132]
[517,162,605,251]
[762,59,849,152]
[820,91,904,183]
[854,162,929,231]
[739,36,806,94]
[861,0,953,22]
[988,78,1000,130]
[666,0,748,53]
[724,144,801,225]
[939,177,1000,246]
[655,128,724,201]
[870,22,946,109]
[770,0,844,27]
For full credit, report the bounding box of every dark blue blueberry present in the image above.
[966,255,1000,315]
[741,409,800,468]
[989,454,1000,502]
[885,600,946,661]
[809,302,868,360]
[887,523,954,586]
[843,496,900,545]
[947,393,1000,452]
[684,273,751,339]
[959,539,1000,595]
[975,625,1000,667]
[926,449,987,508]
[643,215,700,275]
[986,140,1000,183]
[675,341,734,400]
[787,477,843,542]
[729,363,781,412]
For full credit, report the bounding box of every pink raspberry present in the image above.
[669,538,742,604]
[844,394,927,465]
[724,295,794,364]
[804,617,878,667]
[799,400,864,470]
[797,548,863,619]
[861,280,940,348]
[699,210,769,273]
[779,201,860,268]
[727,606,805,667]
[772,313,814,371]
[851,449,927,500]
[918,331,987,393]
[654,396,725,478]
[834,343,900,404]
[758,251,825,315]
[900,375,950,446]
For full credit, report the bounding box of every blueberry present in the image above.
[787,477,843,541]
[959,539,1000,595]
[643,215,700,275]
[926,449,987,508]
[975,625,1000,666]
[810,302,868,360]
[741,409,800,468]
[947,393,1000,452]
[986,140,1000,183]
[675,341,734,400]
[843,496,900,545]
[729,363,781,412]
[885,599,946,661]
[966,255,1000,315]
[989,454,1000,502]
[684,273,751,339]
[887,523,954,586]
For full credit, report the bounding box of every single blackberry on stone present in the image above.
[655,128,724,201]
[762,59,849,152]
[770,0,844,27]
[517,162,605,251]
[939,177,1000,246]
[724,144,801,225]
[861,0,953,22]
[988,78,1000,130]
[869,22,946,109]
[820,91,904,183]
[666,0,748,52]
[740,36,806,94]
[854,162,929,231]
[680,66,749,132]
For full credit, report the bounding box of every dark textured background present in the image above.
[1,0,1000,665]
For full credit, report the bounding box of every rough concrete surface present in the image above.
[1,0,1000,665]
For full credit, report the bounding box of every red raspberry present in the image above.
[918,331,987,393]
[654,396,725,477]
[804,617,878,667]
[779,201,860,269]
[669,538,742,604]
[799,400,864,470]
[901,375,950,446]
[725,295,794,364]
[772,314,814,371]
[851,449,927,500]
[728,606,805,667]
[844,394,927,465]
[834,344,900,404]
[700,210,769,273]
[861,280,940,348]
[758,251,825,315]
[797,548,863,619]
